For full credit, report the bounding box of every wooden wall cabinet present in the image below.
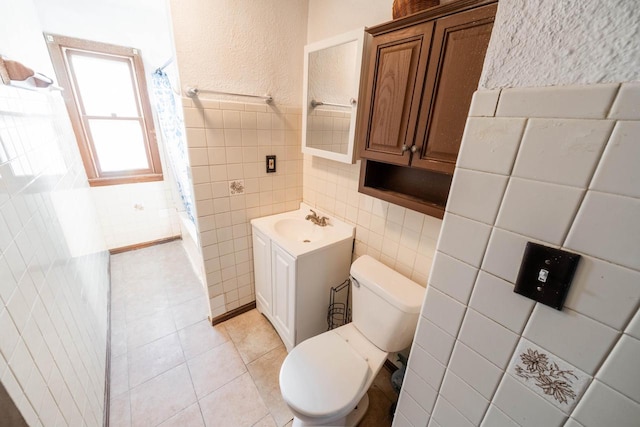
[357,0,497,218]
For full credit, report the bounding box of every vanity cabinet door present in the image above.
[271,243,296,350]
[411,3,496,173]
[359,21,434,166]
[252,228,272,315]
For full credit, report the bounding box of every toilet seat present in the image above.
[279,331,370,418]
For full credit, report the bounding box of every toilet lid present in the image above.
[279,332,370,418]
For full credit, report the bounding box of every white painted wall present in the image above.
[170,0,308,106]
[33,0,182,249]
[307,0,393,43]
[480,0,640,89]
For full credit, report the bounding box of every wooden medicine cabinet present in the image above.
[357,0,497,218]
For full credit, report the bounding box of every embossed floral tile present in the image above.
[229,179,245,195]
[507,339,592,414]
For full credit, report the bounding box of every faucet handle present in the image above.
[319,216,329,226]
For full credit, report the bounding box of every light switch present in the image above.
[266,155,276,173]
[514,242,580,310]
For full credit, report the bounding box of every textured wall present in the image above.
[480,0,640,89]
[170,0,308,106]
[308,40,358,105]
[307,0,393,43]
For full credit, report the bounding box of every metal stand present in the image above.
[327,278,351,330]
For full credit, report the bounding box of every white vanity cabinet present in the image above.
[270,243,296,349]
[251,204,355,352]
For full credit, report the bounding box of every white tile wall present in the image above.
[457,117,525,175]
[303,155,442,287]
[591,121,640,198]
[0,86,109,426]
[396,83,640,426]
[448,341,503,400]
[182,98,303,317]
[596,334,640,403]
[573,380,640,427]
[440,370,489,425]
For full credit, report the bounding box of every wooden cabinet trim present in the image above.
[367,0,497,36]
[412,3,497,171]
[358,21,435,166]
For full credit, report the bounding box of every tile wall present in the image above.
[395,82,640,426]
[303,157,443,287]
[306,108,350,155]
[182,98,303,317]
[0,85,110,426]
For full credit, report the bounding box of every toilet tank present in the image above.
[350,255,426,352]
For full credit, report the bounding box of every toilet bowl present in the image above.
[279,255,425,427]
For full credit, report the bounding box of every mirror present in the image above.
[302,28,366,164]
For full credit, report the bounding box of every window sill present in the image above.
[88,173,164,187]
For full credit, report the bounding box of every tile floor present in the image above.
[108,241,396,427]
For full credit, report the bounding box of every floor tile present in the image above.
[199,372,269,427]
[110,391,131,427]
[128,333,185,388]
[110,354,129,398]
[360,384,393,427]
[372,366,397,403]
[223,309,283,363]
[129,363,196,427]
[165,281,207,307]
[172,296,210,330]
[187,340,247,399]
[126,308,177,350]
[178,320,230,360]
[247,346,292,427]
[126,291,170,323]
[252,415,278,427]
[110,242,391,427]
[157,403,204,427]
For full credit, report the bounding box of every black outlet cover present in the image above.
[266,155,276,173]
[514,242,581,310]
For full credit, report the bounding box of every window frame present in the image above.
[45,34,163,186]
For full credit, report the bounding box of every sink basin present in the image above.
[273,218,328,243]
[251,203,354,257]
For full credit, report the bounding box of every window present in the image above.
[45,34,162,186]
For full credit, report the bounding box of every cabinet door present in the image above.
[359,21,434,166]
[252,228,272,315]
[412,4,497,173]
[271,244,296,349]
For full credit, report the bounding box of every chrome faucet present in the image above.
[305,209,329,227]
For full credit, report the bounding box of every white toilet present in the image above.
[279,255,425,427]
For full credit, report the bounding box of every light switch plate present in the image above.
[266,155,276,173]
[514,242,580,310]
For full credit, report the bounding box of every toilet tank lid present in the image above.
[350,255,425,313]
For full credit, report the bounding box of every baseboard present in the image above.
[109,235,181,255]
[210,301,257,326]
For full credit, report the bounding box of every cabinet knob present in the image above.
[410,145,419,153]
[401,145,409,152]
